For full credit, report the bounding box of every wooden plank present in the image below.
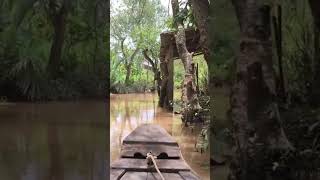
[123,124,178,145]
[121,143,181,158]
[120,172,183,180]
[179,171,200,180]
[110,169,125,180]
[149,172,182,180]
[111,159,191,172]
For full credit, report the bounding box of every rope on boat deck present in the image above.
[146,152,165,180]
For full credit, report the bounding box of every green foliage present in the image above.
[282,0,315,103]
[110,0,166,92]
[171,0,194,29]
[0,0,108,101]
[174,55,208,91]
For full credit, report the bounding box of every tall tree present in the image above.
[111,0,166,86]
[47,0,71,75]
[229,1,292,180]
[171,0,200,120]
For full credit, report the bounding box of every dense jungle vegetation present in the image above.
[0,0,109,101]
[110,0,210,94]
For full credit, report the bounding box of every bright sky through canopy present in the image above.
[111,0,172,15]
[160,0,172,15]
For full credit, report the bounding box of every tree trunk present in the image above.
[229,1,292,180]
[159,59,168,107]
[159,46,173,111]
[190,0,218,133]
[125,65,131,86]
[143,49,162,97]
[272,5,286,102]
[308,0,320,106]
[123,48,139,86]
[171,0,200,119]
[94,0,108,70]
[190,0,210,64]
[47,3,68,76]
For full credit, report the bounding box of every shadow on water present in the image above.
[0,101,108,180]
[110,93,210,179]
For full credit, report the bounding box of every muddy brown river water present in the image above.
[0,101,108,180]
[0,93,210,180]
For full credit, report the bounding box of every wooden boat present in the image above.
[110,124,201,180]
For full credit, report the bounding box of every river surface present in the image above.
[0,93,211,180]
[0,101,108,180]
[110,93,210,179]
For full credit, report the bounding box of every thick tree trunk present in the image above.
[94,0,109,70]
[308,0,320,106]
[190,0,210,63]
[159,59,168,108]
[229,2,292,180]
[172,0,200,119]
[159,46,173,111]
[48,4,68,76]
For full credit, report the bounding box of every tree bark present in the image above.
[143,49,162,97]
[190,0,210,63]
[272,5,286,102]
[47,1,68,76]
[308,0,320,106]
[124,65,132,86]
[229,2,292,180]
[122,46,139,86]
[159,57,169,108]
[159,46,173,111]
[172,0,200,119]
[190,0,215,118]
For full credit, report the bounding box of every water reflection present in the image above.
[0,101,107,180]
[110,93,210,179]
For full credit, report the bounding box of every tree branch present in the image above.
[120,38,128,63]
[129,47,140,66]
[143,49,156,70]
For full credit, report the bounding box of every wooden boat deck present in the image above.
[110,124,201,180]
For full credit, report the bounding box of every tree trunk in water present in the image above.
[155,71,161,97]
[159,58,168,107]
[229,2,292,180]
[48,4,68,76]
[171,0,200,121]
[308,0,320,106]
